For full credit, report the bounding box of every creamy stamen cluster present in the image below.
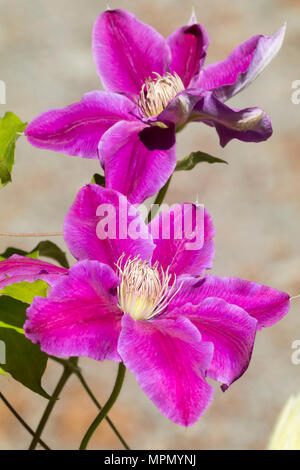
[116,254,181,320]
[138,72,185,118]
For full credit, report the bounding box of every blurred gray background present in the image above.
[0,0,300,450]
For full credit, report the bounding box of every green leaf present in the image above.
[0,296,50,398]
[0,112,27,187]
[0,247,38,260]
[0,328,50,398]
[0,295,26,329]
[0,242,67,304]
[33,241,69,268]
[0,240,69,268]
[175,151,228,172]
[0,280,48,304]
[91,173,105,187]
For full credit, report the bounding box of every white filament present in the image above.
[138,72,185,118]
[116,254,182,320]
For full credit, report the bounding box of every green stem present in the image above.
[79,362,126,450]
[0,232,63,237]
[147,176,172,223]
[76,372,130,450]
[0,392,50,450]
[50,356,130,450]
[50,356,80,374]
[29,357,78,450]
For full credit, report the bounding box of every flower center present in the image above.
[116,254,181,321]
[138,72,185,118]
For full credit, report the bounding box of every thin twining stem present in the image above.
[76,372,130,450]
[29,358,78,450]
[50,357,130,450]
[79,362,126,450]
[1,177,173,237]
[0,232,63,237]
[291,294,300,300]
[0,392,50,450]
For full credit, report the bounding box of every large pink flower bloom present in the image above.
[26,9,285,205]
[0,185,290,425]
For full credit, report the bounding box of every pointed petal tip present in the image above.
[261,23,286,65]
[280,22,287,33]
[188,7,198,25]
[275,22,287,46]
[93,8,170,95]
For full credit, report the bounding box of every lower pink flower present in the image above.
[0,185,290,426]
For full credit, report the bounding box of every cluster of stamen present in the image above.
[116,254,182,321]
[138,72,185,118]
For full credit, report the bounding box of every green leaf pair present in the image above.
[175,151,228,171]
[0,240,69,268]
[0,241,69,399]
[0,296,50,398]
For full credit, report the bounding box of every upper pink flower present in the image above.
[26,9,285,205]
[0,185,290,426]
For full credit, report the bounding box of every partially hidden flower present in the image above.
[268,393,300,450]
[0,186,290,425]
[25,9,285,205]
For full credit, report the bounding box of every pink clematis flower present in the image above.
[0,185,290,425]
[26,9,285,205]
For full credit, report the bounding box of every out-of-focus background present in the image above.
[0,0,300,450]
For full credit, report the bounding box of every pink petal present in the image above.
[160,90,272,145]
[26,91,137,158]
[157,89,200,129]
[167,22,209,87]
[0,255,67,288]
[168,299,257,389]
[171,275,290,330]
[93,9,170,95]
[148,203,215,277]
[100,120,177,205]
[192,25,286,101]
[25,260,122,361]
[64,184,154,270]
[118,314,214,426]
[191,91,273,146]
